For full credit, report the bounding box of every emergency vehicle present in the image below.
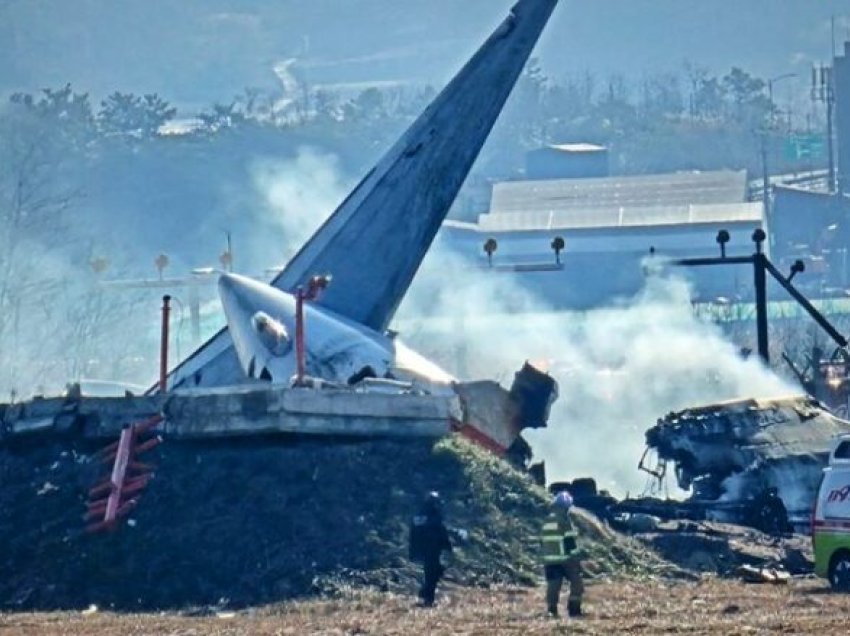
[813,434,850,590]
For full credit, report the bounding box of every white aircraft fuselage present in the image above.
[218,272,454,388]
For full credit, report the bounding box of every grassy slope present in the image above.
[1,434,669,610]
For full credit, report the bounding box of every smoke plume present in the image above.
[249,151,799,498]
[396,248,797,497]
[251,147,351,263]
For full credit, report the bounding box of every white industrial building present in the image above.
[437,169,765,308]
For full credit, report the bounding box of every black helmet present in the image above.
[423,491,442,512]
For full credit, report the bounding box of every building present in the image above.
[438,169,763,308]
[524,143,609,180]
[772,186,850,290]
[491,169,748,214]
[759,40,850,295]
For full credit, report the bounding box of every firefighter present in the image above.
[408,491,453,607]
[753,486,789,538]
[541,490,584,618]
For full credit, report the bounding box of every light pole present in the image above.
[483,238,498,267]
[761,74,797,230]
[768,73,797,140]
[768,73,797,123]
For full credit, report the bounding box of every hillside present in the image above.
[1,1,845,104]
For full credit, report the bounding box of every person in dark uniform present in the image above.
[753,487,789,538]
[541,490,584,618]
[408,491,453,607]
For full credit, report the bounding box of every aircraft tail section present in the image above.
[166,0,558,390]
[270,0,558,330]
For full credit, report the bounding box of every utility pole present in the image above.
[761,134,770,225]
[812,64,836,192]
[827,71,836,193]
[762,74,797,229]
[220,230,234,272]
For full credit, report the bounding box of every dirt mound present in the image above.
[1,435,669,610]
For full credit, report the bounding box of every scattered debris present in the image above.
[736,564,791,584]
[36,481,59,496]
[613,512,661,533]
[622,520,814,576]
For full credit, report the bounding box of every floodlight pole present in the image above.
[753,250,769,363]
[761,135,771,225]
[669,229,848,365]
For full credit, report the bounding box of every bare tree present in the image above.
[0,93,85,392]
[0,87,153,396]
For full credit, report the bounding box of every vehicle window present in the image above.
[835,441,850,459]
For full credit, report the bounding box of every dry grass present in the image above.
[3,576,850,635]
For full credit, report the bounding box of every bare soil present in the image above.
[2,577,848,635]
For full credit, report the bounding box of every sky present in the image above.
[1,0,849,111]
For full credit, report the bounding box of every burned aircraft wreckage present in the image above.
[613,231,850,531]
[637,395,850,528]
[555,236,850,532]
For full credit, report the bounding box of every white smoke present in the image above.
[720,457,823,519]
[0,235,159,399]
[251,147,351,261]
[396,248,797,497]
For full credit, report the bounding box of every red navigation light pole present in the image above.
[294,275,331,385]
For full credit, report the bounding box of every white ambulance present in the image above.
[812,434,850,591]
